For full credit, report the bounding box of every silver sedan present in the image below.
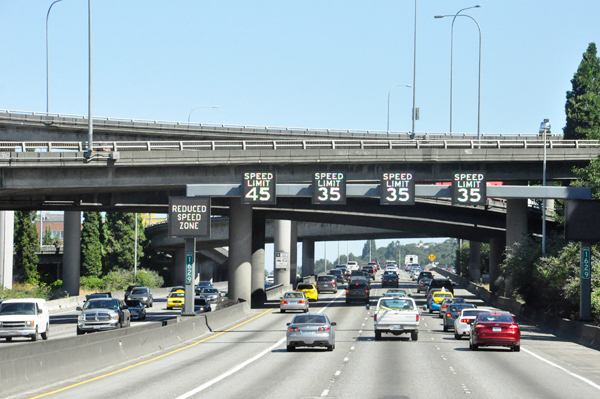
[286,313,336,351]
[280,292,309,313]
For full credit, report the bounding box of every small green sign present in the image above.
[582,247,591,280]
[185,252,194,284]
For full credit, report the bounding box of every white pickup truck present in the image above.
[373,297,420,341]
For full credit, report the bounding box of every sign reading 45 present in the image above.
[452,171,487,206]
[242,170,276,204]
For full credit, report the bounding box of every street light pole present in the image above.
[387,84,412,134]
[188,106,220,123]
[435,13,482,142]
[87,0,93,158]
[411,0,417,139]
[540,119,551,255]
[449,5,481,132]
[46,0,64,114]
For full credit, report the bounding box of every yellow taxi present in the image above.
[167,289,185,309]
[296,283,318,302]
[429,290,453,313]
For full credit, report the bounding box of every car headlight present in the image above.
[111,313,119,320]
[140,296,148,300]
[26,321,35,327]
[78,314,85,321]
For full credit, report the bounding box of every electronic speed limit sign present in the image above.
[242,171,276,204]
[312,171,346,204]
[380,172,415,205]
[452,172,486,206]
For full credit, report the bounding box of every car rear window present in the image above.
[434,293,453,298]
[380,299,414,310]
[284,292,303,299]
[318,276,334,281]
[293,315,326,324]
[463,309,490,317]
[297,284,314,290]
[349,283,367,289]
[479,314,513,323]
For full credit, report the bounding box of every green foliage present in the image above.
[0,283,51,300]
[14,210,40,284]
[572,158,600,199]
[564,43,600,140]
[102,268,163,291]
[80,276,105,290]
[81,212,104,277]
[42,226,53,245]
[103,212,145,272]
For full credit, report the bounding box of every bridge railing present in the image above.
[1,139,599,153]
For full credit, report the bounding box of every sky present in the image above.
[2,1,599,269]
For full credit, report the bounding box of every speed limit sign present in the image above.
[312,171,346,204]
[452,171,486,206]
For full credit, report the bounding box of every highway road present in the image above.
[8,271,600,399]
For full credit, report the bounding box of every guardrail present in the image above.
[0,108,545,138]
[1,138,598,153]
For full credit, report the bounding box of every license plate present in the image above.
[94,326,101,329]
[493,327,501,332]
[391,325,402,330]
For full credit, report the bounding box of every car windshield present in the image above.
[479,314,514,323]
[202,288,219,294]
[284,292,304,299]
[84,300,118,310]
[0,302,36,315]
[380,299,414,310]
[88,294,109,299]
[297,284,314,290]
[293,315,327,324]
[194,298,208,305]
[131,289,147,295]
[125,300,141,307]
[170,292,185,298]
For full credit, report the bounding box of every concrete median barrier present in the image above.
[0,302,250,397]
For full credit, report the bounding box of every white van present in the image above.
[0,298,50,342]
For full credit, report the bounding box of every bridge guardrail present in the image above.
[1,138,598,154]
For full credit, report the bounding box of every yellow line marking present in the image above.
[29,308,274,399]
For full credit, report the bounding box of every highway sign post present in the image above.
[312,171,346,204]
[580,242,592,321]
[452,171,487,206]
[169,196,211,316]
[380,172,415,205]
[242,170,276,204]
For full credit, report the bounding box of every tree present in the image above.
[42,226,53,246]
[81,211,104,277]
[14,211,40,284]
[103,212,145,272]
[564,43,600,140]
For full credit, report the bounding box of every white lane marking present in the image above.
[321,389,329,397]
[175,337,286,398]
[344,357,349,362]
[318,290,344,314]
[522,347,600,390]
[351,346,355,350]
[335,370,341,376]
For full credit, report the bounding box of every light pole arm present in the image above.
[188,106,219,123]
[46,0,64,114]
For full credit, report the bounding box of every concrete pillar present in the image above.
[302,239,315,277]
[0,211,14,289]
[489,236,505,294]
[228,199,252,302]
[63,211,81,296]
[173,247,186,285]
[273,220,291,287]
[251,214,266,307]
[289,221,298,286]
[469,241,481,283]
[506,199,528,248]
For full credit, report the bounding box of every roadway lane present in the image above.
[11,270,600,399]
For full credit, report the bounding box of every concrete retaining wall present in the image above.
[0,302,251,397]
[432,267,600,351]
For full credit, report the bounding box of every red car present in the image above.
[470,312,520,352]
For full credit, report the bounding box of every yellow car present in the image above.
[167,289,185,309]
[429,291,453,313]
[296,283,318,302]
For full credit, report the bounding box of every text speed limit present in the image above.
[381,172,415,205]
[312,171,346,204]
[242,171,276,204]
[452,172,486,206]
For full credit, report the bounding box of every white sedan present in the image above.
[454,308,491,339]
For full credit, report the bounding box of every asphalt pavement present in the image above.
[8,270,600,399]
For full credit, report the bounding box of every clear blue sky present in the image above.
[3,1,598,268]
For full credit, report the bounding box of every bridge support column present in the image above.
[228,200,252,302]
[506,199,528,248]
[63,211,81,296]
[302,239,315,277]
[469,241,481,283]
[289,221,298,286]
[0,211,14,289]
[251,214,266,307]
[274,220,291,288]
[489,236,505,294]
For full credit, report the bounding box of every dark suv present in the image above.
[417,271,433,282]
[361,265,375,280]
[425,278,454,296]
[316,275,338,294]
[346,280,369,304]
